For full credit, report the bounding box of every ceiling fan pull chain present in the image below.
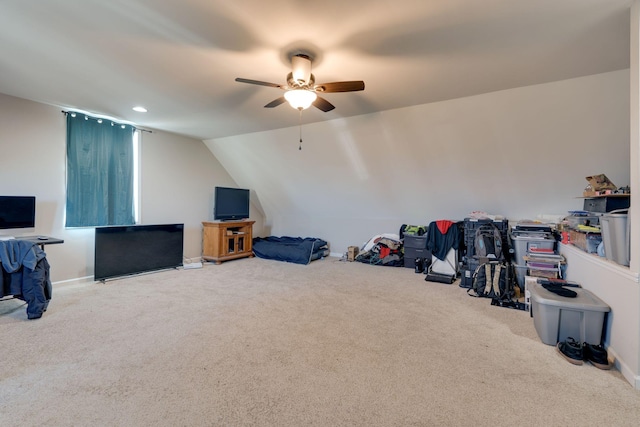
[299,109,303,150]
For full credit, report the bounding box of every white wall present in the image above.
[137,130,264,261]
[627,0,640,386]
[0,94,79,279]
[561,245,639,388]
[206,70,630,253]
[0,92,257,282]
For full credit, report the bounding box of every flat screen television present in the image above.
[94,223,184,281]
[0,196,36,229]
[214,186,250,221]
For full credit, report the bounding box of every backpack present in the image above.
[473,224,503,260]
[399,224,427,239]
[467,261,515,300]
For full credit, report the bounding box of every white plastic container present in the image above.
[510,231,556,288]
[600,209,629,266]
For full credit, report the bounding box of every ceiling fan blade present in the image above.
[313,96,335,112]
[315,81,365,93]
[264,97,286,108]
[235,78,284,89]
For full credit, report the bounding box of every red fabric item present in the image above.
[436,220,455,235]
[379,246,391,259]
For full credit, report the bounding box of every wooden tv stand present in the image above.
[202,220,255,264]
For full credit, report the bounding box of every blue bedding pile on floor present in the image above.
[252,236,329,265]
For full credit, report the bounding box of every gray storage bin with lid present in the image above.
[529,282,610,346]
[403,234,428,249]
[600,209,630,266]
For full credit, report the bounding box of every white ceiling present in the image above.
[0,0,631,140]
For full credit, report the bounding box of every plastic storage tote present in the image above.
[600,209,629,266]
[529,282,610,346]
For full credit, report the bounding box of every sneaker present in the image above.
[556,337,583,365]
[583,343,612,370]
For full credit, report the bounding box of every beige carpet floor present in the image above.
[1,257,639,426]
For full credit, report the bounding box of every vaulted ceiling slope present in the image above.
[0,0,631,140]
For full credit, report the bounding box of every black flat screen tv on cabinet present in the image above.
[0,196,36,229]
[214,187,250,221]
[94,224,184,281]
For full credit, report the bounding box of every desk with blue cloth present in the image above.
[13,235,64,250]
[0,237,62,319]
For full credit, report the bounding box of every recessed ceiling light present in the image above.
[132,106,147,113]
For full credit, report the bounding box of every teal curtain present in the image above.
[66,113,135,227]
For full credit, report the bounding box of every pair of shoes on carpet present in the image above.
[556,337,613,370]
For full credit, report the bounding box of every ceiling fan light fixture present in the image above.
[291,54,311,85]
[284,89,317,110]
[235,51,362,114]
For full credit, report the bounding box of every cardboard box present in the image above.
[569,229,602,253]
[584,174,616,196]
[347,246,359,261]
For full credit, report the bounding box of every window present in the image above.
[65,112,136,227]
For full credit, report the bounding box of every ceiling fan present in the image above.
[235,53,365,112]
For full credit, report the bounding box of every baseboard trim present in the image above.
[52,275,94,287]
[607,346,640,390]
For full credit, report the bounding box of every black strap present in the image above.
[541,283,577,298]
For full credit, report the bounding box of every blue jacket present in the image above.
[426,221,463,261]
[0,240,52,319]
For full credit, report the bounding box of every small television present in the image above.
[214,186,250,221]
[0,196,36,229]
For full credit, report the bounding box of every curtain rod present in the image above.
[60,110,152,133]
